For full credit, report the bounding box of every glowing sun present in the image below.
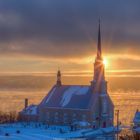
[103,58,109,68]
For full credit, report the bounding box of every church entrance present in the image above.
[103,122,106,128]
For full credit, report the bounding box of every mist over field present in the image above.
[0,75,139,91]
[0,74,139,125]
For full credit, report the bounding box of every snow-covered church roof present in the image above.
[39,85,98,110]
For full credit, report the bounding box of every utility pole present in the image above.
[116,110,119,140]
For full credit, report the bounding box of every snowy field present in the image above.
[0,123,116,140]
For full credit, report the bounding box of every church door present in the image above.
[103,122,106,128]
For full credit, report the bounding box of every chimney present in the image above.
[25,98,28,109]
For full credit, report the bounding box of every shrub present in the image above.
[5,133,10,136]
[16,130,20,134]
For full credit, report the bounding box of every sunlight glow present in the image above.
[103,58,109,69]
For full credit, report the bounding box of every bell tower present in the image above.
[91,20,113,128]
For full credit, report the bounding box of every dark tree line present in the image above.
[119,133,140,140]
[0,111,18,124]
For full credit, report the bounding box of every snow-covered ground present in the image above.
[0,123,116,140]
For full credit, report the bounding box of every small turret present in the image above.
[56,70,62,86]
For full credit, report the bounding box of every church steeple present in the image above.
[91,20,108,95]
[93,20,105,83]
[97,19,102,60]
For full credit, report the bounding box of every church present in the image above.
[19,22,114,128]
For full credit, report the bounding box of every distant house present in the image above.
[19,22,114,129]
[19,104,38,122]
[133,110,140,127]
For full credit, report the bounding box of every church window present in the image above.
[82,114,86,121]
[63,113,68,124]
[46,112,50,121]
[72,113,77,122]
[54,112,59,123]
[73,113,76,117]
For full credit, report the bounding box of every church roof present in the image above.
[40,85,97,110]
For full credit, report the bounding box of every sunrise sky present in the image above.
[0,0,140,77]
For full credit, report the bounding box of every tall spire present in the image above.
[93,19,105,83]
[97,19,102,59]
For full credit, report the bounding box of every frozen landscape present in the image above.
[0,75,139,139]
[0,123,117,140]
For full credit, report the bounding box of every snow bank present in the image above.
[0,123,116,140]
